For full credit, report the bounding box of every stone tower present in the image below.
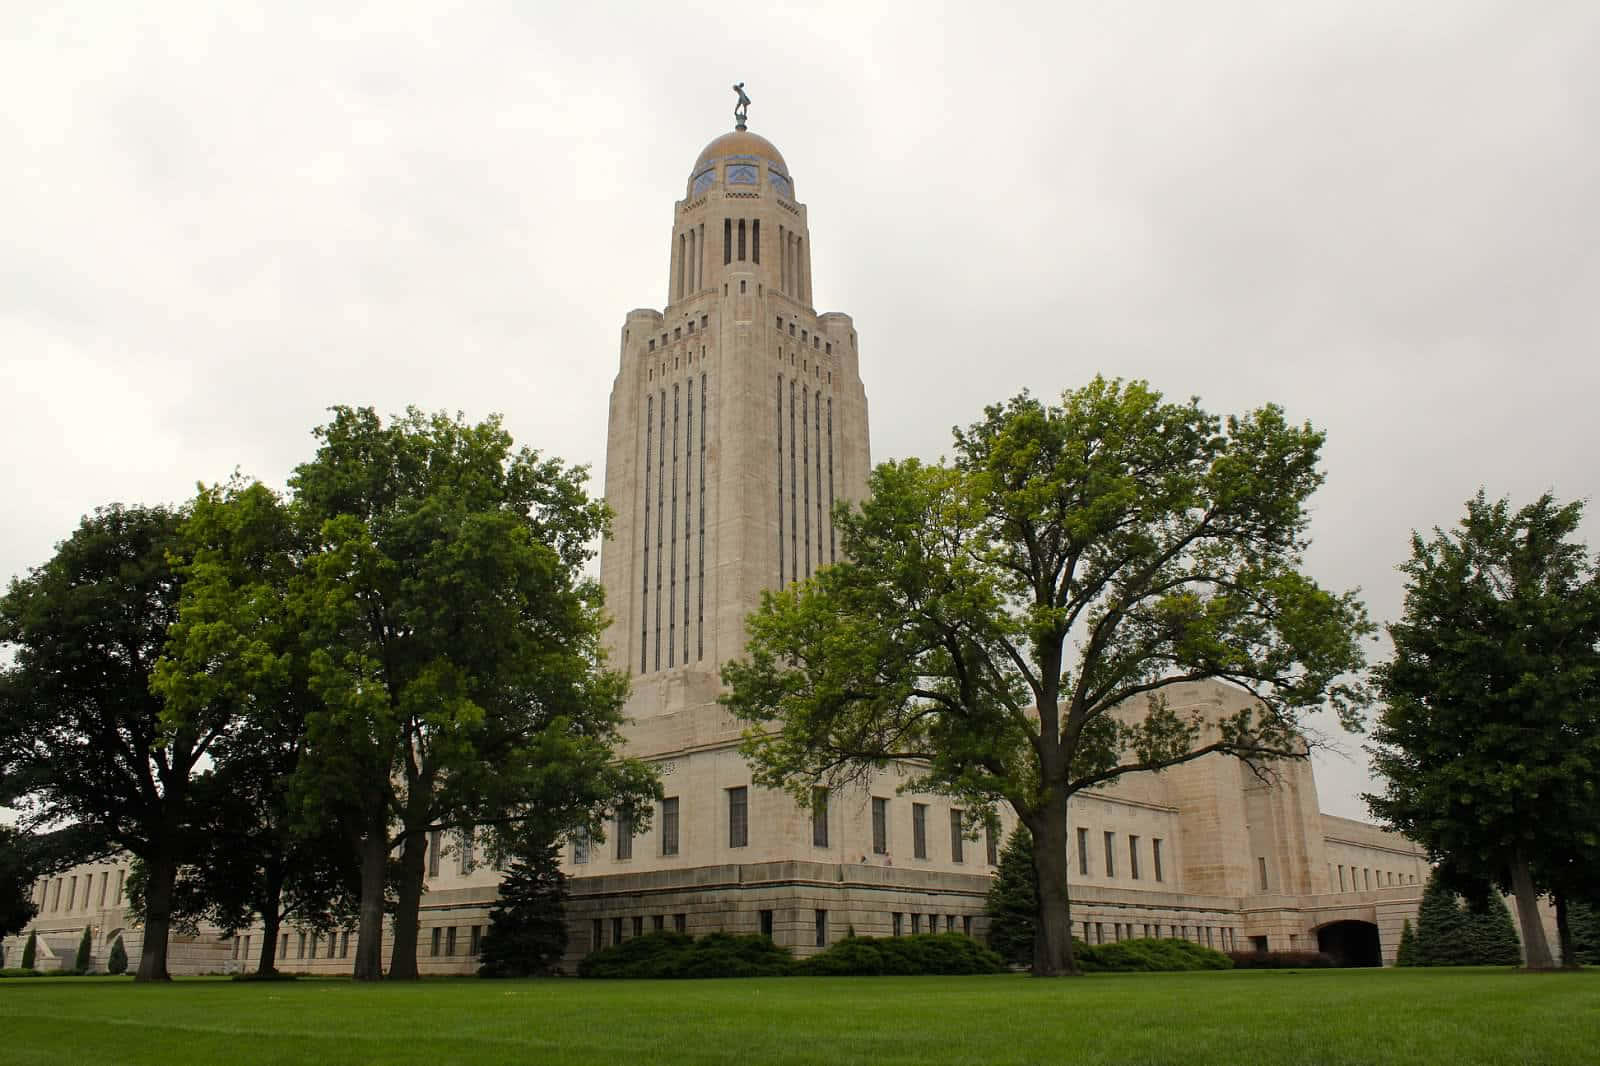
[598,120,871,726]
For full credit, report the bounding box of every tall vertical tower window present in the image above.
[827,397,836,562]
[814,390,823,569]
[789,379,798,581]
[723,217,731,264]
[683,377,692,664]
[752,219,760,263]
[802,388,811,577]
[728,787,749,848]
[655,390,666,670]
[871,797,888,855]
[738,219,747,261]
[697,374,707,660]
[811,787,829,847]
[776,376,785,586]
[668,384,680,666]
[641,393,653,672]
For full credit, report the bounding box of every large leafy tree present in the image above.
[724,379,1371,975]
[151,480,359,975]
[277,407,655,980]
[1367,492,1600,970]
[0,505,234,981]
[0,826,41,941]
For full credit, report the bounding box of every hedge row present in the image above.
[1226,949,1335,969]
[1075,938,1233,972]
[578,931,1006,979]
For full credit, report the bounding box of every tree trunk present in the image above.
[254,857,286,976]
[352,830,389,981]
[1555,894,1577,969]
[386,828,428,981]
[1028,797,1079,976]
[1508,852,1555,970]
[135,857,177,982]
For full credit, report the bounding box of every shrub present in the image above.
[21,931,36,970]
[983,827,1036,967]
[106,937,127,976]
[230,970,298,982]
[478,847,569,978]
[0,967,43,978]
[1076,938,1232,972]
[1394,919,1418,966]
[796,934,1006,976]
[74,926,93,972]
[578,931,793,979]
[1226,949,1335,969]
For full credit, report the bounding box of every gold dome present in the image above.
[693,129,787,174]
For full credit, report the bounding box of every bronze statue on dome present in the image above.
[733,83,751,130]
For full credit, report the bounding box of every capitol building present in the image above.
[9,109,1448,976]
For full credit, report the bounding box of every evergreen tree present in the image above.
[1415,871,1471,965]
[1464,893,1521,966]
[477,845,569,978]
[21,930,36,969]
[107,936,128,975]
[1394,919,1418,966]
[73,926,92,972]
[983,826,1037,967]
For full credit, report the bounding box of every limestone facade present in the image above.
[3,117,1550,977]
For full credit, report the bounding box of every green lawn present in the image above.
[1,969,1596,1065]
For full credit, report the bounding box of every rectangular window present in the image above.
[309,933,319,958]
[470,926,482,956]
[430,928,440,957]
[68,876,76,910]
[591,919,603,953]
[812,787,829,847]
[728,786,749,848]
[1258,856,1269,891]
[611,917,623,945]
[458,827,475,875]
[950,809,964,863]
[673,914,687,934]
[661,797,680,856]
[1364,868,1372,890]
[297,931,307,959]
[759,910,773,938]
[815,910,828,948]
[1095,922,1105,945]
[912,803,928,859]
[1104,831,1116,877]
[428,829,442,878]
[1077,828,1089,876]
[98,871,107,906]
[445,927,457,957]
[1129,835,1141,880]
[616,813,632,861]
[1152,838,1164,883]
[327,934,337,959]
[871,797,888,855]
[1338,865,1346,891]
[280,933,289,959]
[632,916,644,937]
[115,869,125,905]
[963,915,973,936]
[986,822,999,866]
[892,912,903,936]
[573,830,590,864]
[652,915,665,932]
[723,218,731,264]
[912,913,921,934]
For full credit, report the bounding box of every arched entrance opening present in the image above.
[1316,920,1381,967]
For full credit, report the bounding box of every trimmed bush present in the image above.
[1395,919,1419,967]
[21,931,36,970]
[1076,938,1232,972]
[0,967,43,978]
[1227,949,1335,969]
[74,926,93,972]
[579,931,794,979]
[106,937,127,976]
[796,934,1006,976]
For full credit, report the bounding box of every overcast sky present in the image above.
[4,2,1598,821]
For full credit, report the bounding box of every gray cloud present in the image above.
[4,1,1598,821]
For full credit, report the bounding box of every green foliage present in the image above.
[0,826,40,939]
[0,503,230,981]
[1226,950,1334,969]
[74,926,92,972]
[106,937,127,976]
[723,379,1372,974]
[0,967,43,977]
[1395,919,1419,967]
[1077,938,1233,972]
[983,826,1036,966]
[578,931,794,979]
[796,934,1006,976]
[1367,492,1600,969]
[1568,900,1600,965]
[477,845,569,978]
[1413,871,1522,966]
[21,930,36,970]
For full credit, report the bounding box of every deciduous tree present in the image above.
[0,505,233,981]
[724,379,1371,975]
[1367,492,1600,970]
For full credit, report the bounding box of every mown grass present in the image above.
[1,968,1595,1065]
